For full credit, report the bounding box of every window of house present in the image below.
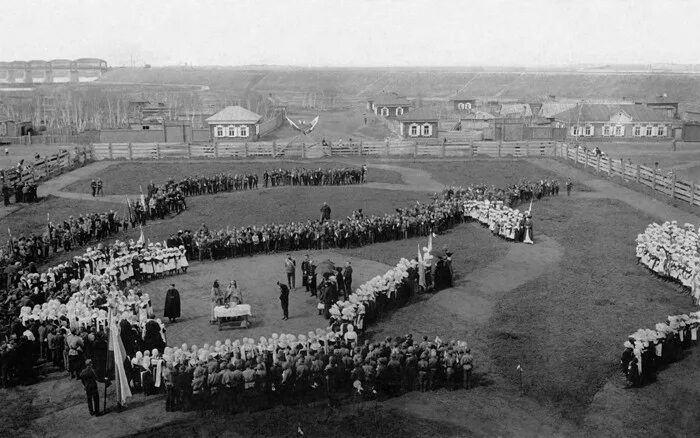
[646,126,654,136]
[458,103,465,110]
[142,125,150,130]
[464,102,472,110]
[227,125,237,137]
[584,125,593,136]
[571,126,580,136]
[603,125,611,136]
[409,124,419,137]
[633,126,642,137]
[614,125,624,136]
[215,126,224,137]
[381,107,389,117]
[396,107,404,116]
[422,123,432,136]
[239,126,249,137]
[657,125,666,136]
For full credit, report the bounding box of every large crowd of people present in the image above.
[122,331,473,415]
[636,221,700,304]
[189,178,557,260]
[0,239,188,387]
[622,311,699,386]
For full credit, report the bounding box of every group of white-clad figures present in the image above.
[636,220,700,305]
[464,199,534,244]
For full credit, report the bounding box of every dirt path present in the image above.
[529,158,700,224]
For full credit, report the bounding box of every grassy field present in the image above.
[62,160,403,196]
[4,158,700,437]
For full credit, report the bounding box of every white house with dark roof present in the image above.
[367,92,412,118]
[552,104,676,139]
[206,105,262,142]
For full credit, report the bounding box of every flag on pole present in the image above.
[137,226,145,245]
[427,234,433,253]
[125,197,133,222]
[139,185,147,210]
[109,313,132,405]
[417,244,426,289]
[527,199,533,216]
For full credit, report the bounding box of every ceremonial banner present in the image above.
[109,316,132,405]
[417,244,426,289]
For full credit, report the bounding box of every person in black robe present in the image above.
[164,284,181,322]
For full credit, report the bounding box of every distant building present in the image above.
[397,106,440,139]
[206,105,262,142]
[499,103,533,118]
[459,110,495,131]
[552,104,676,139]
[636,95,679,118]
[367,92,412,118]
[450,93,477,112]
[0,120,33,137]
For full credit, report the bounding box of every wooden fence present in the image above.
[1,133,97,145]
[559,143,700,207]
[1,146,93,187]
[90,140,559,160]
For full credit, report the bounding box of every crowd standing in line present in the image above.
[636,221,700,304]
[622,311,699,387]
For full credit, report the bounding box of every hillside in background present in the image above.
[99,67,700,102]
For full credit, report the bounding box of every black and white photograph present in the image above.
[1,0,699,436]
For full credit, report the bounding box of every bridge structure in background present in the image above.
[0,59,109,85]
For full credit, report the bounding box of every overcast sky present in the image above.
[2,0,698,67]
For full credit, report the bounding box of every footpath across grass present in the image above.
[489,196,694,426]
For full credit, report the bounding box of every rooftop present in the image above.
[398,106,443,122]
[552,104,675,123]
[371,92,411,106]
[206,106,262,124]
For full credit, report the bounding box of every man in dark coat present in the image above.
[80,359,101,416]
[164,284,181,322]
[277,281,289,320]
[320,202,331,222]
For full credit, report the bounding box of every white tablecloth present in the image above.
[214,304,251,318]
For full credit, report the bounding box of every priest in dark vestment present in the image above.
[164,284,181,322]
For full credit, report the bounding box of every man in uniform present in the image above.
[566,178,573,196]
[343,261,353,293]
[90,179,97,197]
[277,281,290,320]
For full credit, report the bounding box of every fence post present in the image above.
[156,143,161,160]
[302,143,306,159]
[214,143,219,159]
[498,143,502,158]
[441,141,446,157]
[636,164,640,183]
[187,143,192,159]
[128,142,133,160]
[108,143,113,160]
[690,182,695,206]
[526,143,530,157]
[28,132,31,145]
[385,140,390,156]
[471,142,476,158]
[596,155,600,174]
[621,159,625,181]
[671,173,676,200]
[272,141,277,157]
[358,141,362,156]
[414,142,418,158]
[244,142,249,158]
[652,164,658,192]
